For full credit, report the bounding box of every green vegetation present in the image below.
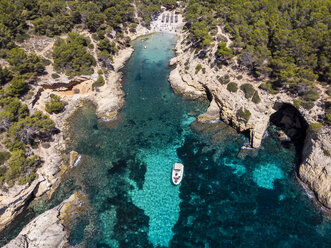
[5,48,44,79]
[51,73,60,79]
[324,149,330,156]
[0,151,10,165]
[327,87,331,97]
[184,0,330,102]
[325,102,331,125]
[227,82,238,92]
[92,75,105,90]
[252,91,261,104]
[0,66,12,85]
[216,42,233,63]
[195,64,203,74]
[0,91,55,187]
[308,123,323,133]
[4,150,39,187]
[240,83,255,99]
[45,94,65,114]
[97,38,118,69]
[217,74,230,85]
[237,108,251,121]
[52,33,96,76]
[4,76,27,97]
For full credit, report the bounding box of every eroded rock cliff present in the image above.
[3,192,87,248]
[169,31,331,211]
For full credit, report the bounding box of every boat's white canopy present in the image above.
[174,163,183,170]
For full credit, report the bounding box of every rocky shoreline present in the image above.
[2,26,330,247]
[3,191,88,248]
[0,25,151,239]
[168,30,331,212]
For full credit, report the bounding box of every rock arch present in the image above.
[269,102,309,156]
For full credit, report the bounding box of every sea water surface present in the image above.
[64,33,331,247]
[2,33,331,247]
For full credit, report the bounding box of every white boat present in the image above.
[172,163,184,185]
[144,46,147,49]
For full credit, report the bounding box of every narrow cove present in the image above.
[65,33,331,247]
[2,33,330,247]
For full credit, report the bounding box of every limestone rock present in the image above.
[4,192,87,248]
[0,178,43,232]
[69,151,79,167]
[299,129,331,209]
[168,30,331,210]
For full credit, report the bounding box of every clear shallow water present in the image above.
[64,33,331,247]
[2,33,330,247]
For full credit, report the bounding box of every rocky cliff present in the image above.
[169,31,331,211]
[3,192,86,248]
[169,33,282,148]
[299,129,331,210]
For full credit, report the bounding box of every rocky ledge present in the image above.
[299,128,331,210]
[169,31,331,211]
[3,191,87,248]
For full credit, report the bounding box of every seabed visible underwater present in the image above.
[1,33,331,248]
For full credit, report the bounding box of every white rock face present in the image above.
[299,129,331,209]
[3,195,75,248]
[168,33,277,148]
[169,31,331,210]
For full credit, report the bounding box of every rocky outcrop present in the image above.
[169,33,277,148]
[0,134,64,232]
[3,192,87,248]
[299,129,331,209]
[0,179,42,232]
[169,30,331,210]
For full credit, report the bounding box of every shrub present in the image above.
[240,83,255,99]
[302,88,319,102]
[6,48,45,78]
[92,75,105,89]
[45,94,65,114]
[5,76,27,97]
[327,87,331,96]
[51,73,60,79]
[308,122,323,133]
[325,101,331,125]
[0,151,10,165]
[300,100,315,110]
[237,108,251,121]
[237,75,243,80]
[216,42,233,61]
[227,82,238,92]
[324,149,330,156]
[52,35,96,76]
[42,59,52,66]
[195,64,202,74]
[0,66,13,85]
[292,98,315,110]
[252,91,261,104]
[4,150,39,186]
[217,75,230,85]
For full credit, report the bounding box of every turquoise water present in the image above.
[2,33,330,247]
[63,33,331,247]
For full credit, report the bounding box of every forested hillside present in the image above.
[184,0,331,123]
[0,0,177,189]
[0,0,330,188]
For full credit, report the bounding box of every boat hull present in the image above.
[172,163,184,185]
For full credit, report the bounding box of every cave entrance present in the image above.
[269,103,308,161]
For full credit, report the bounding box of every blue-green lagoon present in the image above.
[64,33,331,247]
[2,33,330,247]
